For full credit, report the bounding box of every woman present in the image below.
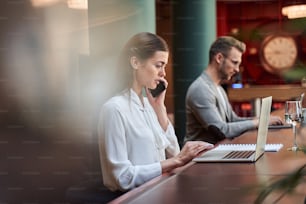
[98,32,213,192]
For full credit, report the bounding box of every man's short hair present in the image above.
[209,36,246,63]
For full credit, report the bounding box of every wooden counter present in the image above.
[227,85,306,102]
[110,108,306,204]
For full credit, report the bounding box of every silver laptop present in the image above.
[193,96,272,163]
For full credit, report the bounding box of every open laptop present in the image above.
[193,96,272,163]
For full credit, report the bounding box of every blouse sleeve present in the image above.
[164,122,180,158]
[99,102,162,192]
[145,101,180,159]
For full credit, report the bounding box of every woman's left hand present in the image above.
[146,79,168,107]
[146,80,169,130]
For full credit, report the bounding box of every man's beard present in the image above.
[219,62,232,81]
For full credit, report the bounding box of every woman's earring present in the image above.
[130,56,138,70]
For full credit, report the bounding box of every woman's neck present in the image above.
[131,82,144,105]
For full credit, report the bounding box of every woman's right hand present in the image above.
[161,141,213,173]
[174,141,214,167]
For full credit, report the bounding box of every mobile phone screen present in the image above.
[149,81,166,97]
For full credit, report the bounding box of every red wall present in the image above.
[217,1,306,85]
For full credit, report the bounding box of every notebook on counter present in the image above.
[214,143,283,152]
[193,96,277,163]
[268,124,292,129]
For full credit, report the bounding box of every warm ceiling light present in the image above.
[31,0,60,7]
[67,0,88,10]
[282,4,306,19]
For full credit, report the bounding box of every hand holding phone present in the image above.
[149,81,166,97]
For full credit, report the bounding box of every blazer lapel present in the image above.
[201,73,230,121]
[218,87,232,121]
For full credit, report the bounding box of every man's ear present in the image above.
[130,56,139,70]
[215,53,224,64]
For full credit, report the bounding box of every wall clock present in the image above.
[260,34,298,74]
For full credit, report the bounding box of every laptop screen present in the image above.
[254,96,272,160]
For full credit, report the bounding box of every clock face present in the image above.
[260,35,297,73]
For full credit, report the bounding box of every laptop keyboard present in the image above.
[223,150,255,159]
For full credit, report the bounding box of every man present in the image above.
[184,36,282,144]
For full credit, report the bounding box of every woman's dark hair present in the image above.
[122,32,168,61]
[117,32,169,89]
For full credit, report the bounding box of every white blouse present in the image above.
[98,89,180,191]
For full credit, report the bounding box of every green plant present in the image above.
[255,152,306,204]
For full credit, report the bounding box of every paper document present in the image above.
[215,143,283,152]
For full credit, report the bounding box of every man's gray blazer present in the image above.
[184,72,255,144]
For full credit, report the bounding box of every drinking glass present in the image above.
[285,100,303,151]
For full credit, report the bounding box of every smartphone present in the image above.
[149,81,166,97]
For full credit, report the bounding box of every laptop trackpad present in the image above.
[200,150,230,159]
